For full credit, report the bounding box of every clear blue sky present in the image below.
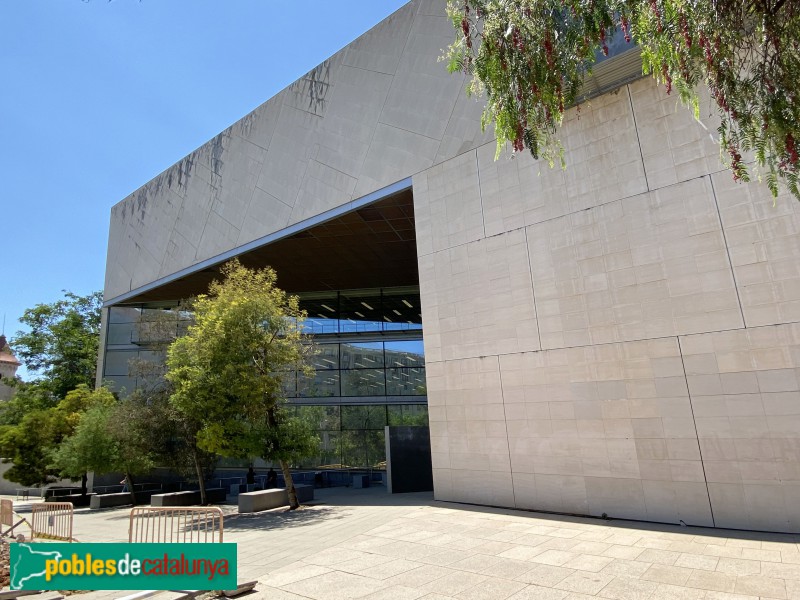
[1,0,412,378]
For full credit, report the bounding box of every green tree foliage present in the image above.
[166,260,317,508]
[0,384,110,488]
[445,0,800,198]
[50,402,117,488]
[12,291,103,399]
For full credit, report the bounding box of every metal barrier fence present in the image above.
[30,501,75,542]
[0,499,12,527]
[1,499,30,540]
[128,506,224,543]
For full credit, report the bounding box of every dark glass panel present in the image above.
[298,370,340,398]
[102,375,136,395]
[387,404,429,426]
[341,369,385,396]
[340,290,382,333]
[104,350,139,376]
[384,340,425,367]
[106,322,134,345]
[341,405,387,430]
[108,306,141,324]
[340,429,386,468]
[340,342,384,369]
[281,371,298,398]
[386,367,427,396]
[381,289,422,332]
[310,344,339,370]
[299,294,339,335]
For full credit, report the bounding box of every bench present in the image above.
[238,485,314,513]
[150,488,226,507]
[46,493,95,507]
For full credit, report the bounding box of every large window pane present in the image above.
[340,291,382,333]
[340,430,386,468]
[299,371,339,397]
[340,342,384,369]
[296,405,340,430]
[341,405,387,430]
[386,367,427,396]
[388,404,429,426]
[384,340,425,367]
[299,295,339,335]
[382,290,422,332]
[106,322,134,345]
[310,344,339,370]
[281,372,298,398]
[103,375,136,395]
[341,369,385,396]
[104,350,139,376]
[109,306,141,324]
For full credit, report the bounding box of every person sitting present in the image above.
[266,467,278,488]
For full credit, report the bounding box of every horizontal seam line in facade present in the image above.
[423,322,798,364]
[375,119,442,144]
[341,62,397,77]
[416,170,732,259]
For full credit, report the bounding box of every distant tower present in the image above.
[0,334,21,401]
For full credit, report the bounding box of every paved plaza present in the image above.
[6,486,800,599]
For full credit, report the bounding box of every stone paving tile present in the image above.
[715,557,762,576]
[599,558,653,578]
[733,574,788,599]
[641,563,693,585]
[454,576,527,600]
[356,558,423,580]
[281,570,386,600]
[507,584,570,599]
[382,564,453,588]
[11,487,800,600]
[601,544,646,560]
[674,551,720,571]
[561,553,613,572]
[515,564,574,587]
[359,585,427,600]
[529,549,580,566]
[259,562,333,587]
[553,570,614,595]
[418,570,487,596]
[684,568,737,593]
[417,548,476,567]
[480,556,536,580]
[651,583,706,599]
[597,576,659,600]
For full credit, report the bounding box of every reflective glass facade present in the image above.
[102,287,428,470]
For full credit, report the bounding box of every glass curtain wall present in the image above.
[102,287,427,470]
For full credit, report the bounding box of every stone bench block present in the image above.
[238,484,314,513]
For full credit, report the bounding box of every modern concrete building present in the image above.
[100,0,800,532]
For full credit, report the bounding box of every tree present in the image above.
[166,260,317,508]
[50,400,117,496]
[12,291,103,399]
[0,384,106,489]
[445,0,800,198]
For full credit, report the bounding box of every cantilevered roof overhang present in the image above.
[104,179,417,306]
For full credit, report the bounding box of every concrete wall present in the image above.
[417,76,800,533]
[103,0,492,303]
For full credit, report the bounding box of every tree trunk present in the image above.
[125,473,136,506]
[279,460,299,510]
[193,451,208,505]
[80,473,88,497]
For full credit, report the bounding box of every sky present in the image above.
[1,0,412,379]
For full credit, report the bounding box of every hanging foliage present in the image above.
[445,0,800,198]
